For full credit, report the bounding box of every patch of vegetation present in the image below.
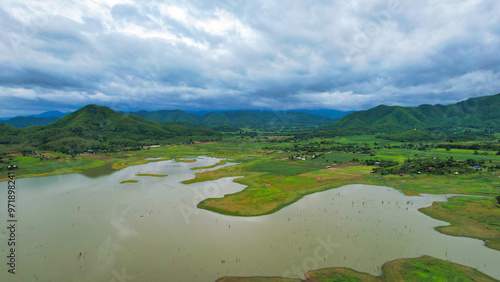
[383,256,496,281]
[371,157,482,175]
[247,161,320,176]
[436,141,500,151]
[377,129,434,142]
[135,174,167,177]
[305,268,375,281]
[191,160,227,170]
[217,256,497,281]
[175,158,197,163]
[120,180,138,184]
[217,277,299,282]
[419,196,500,251]
[212,125,241,132]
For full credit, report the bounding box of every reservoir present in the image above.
[1,157,499,281]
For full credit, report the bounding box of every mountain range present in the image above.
[0,116,61,128]
[0,93,498,153]
[0,111,69,126]
[0,109,349,129]
[0,105,220,153]
[324,93,499,133]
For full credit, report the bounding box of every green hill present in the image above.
[325,93,500,133]
[0,105,220,153]
[0,124,23,144]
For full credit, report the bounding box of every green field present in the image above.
[135,173,168,177]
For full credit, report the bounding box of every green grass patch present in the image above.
[392,256,492,281]
[313,152,365,164]
[135,174,167,177]
[246,161,319,176]
[175,158,197,163]
[120,180,138,184]
[191,160,227,170]
[218,256,497,282]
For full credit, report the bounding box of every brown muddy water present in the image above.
[1,156,499,281]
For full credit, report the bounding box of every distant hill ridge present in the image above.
[1,94,497,131]
[0,111,69,128]
[1,116,60,128]
[325,93,500,133]
[126,110,338,128]
[1,109,350,128]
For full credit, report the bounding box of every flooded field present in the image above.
[1,157,499,281]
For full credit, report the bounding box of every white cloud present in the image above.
[0,0,499,114]
[0,87,37,100]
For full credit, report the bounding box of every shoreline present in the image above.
[216,255,498,281]
[419,196,500,251]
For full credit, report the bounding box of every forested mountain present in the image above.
[1,116,59,128]
[296,109,355,119]
[29,111,69,118]
[130,110,200,124]
[0,105,220,153]
[127,110,335,128]
[1,93,497,150]
[325,93,500,133]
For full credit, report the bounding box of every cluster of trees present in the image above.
[364,159,399,167]
[436,142,500,151]
[376,129,496,143]
[370,157,487,175]
[0,155,11,171]
[212,124,241,132]
[272,143,373,154]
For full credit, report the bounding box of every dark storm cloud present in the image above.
[0,67,87,88]
[0,0,499,116]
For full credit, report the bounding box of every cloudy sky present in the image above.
[1,0,499,116]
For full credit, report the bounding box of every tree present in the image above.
[496,195,500,205]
